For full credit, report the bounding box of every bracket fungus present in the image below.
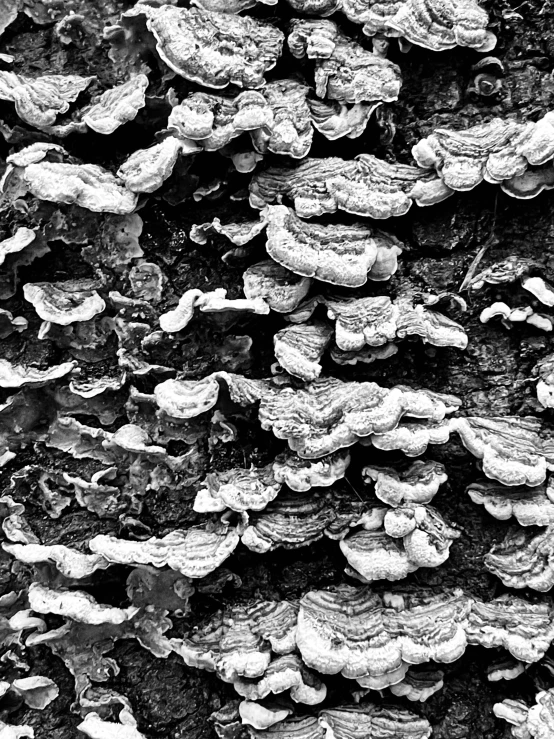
[171,600,297,684]
[194,465,282,513]
[258,378,460,458]
[187,289,269,319]
[288,293,467,352]
[241,491,336,552]
[340,0,495,52]
[154,372,273,421]
[467,479,554,526]
[523,276,554,306]
[250,155,453,219]
[479,301,552,332]
[295,586,472,688]
[485,526,554,592]
[117,136,200,194]
[23,281,106,325]
[3,543,110,580]
[502,165,554,200]
[264,205,403,287]
[8,676,59,710]
[159,288,268,334]
[331,343,399,366]
[272,450,351,492]
[166,80,319,160]
[168,90,272,152]
[192,0,279,11]
[243,261,312,313]
[117,4,284,89]
[413,114,554,195]
[77,711,147,739]
[18,161,138,213]
[339,530,418,583]
[285,0,343,12]
[340,505,460,582]
[288,20,402,104]
[364,418,455,455]
[357,416,456,457]
[0,0,543,729]
[308,98,379,141]
[244,704,431,739]
[486,657,527,682]
[535,353,554,409]
[469,256,540,290]
[28,583,137,625]
[318,704,431,739]
[154,376,221,419]
[451,416,554,487]
[363,460,448,507]
[234,655,326,705]
[389,666,444,702]
[0,360,76,388]
[83,74,149,135]
[274,322,333,381]
[494,689,554,739]
[255,80,314,159]
[89,524,241,578]
[239,702,292,730]
[0,227,36,266]
[190,215,268,247]
[467,595,554,662]
[0,71,94,129]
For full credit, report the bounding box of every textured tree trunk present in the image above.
[1,0,553,737]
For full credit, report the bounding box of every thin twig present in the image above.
[343,475,364,503]
[459,192,499,292]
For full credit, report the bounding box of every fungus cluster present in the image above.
[0,0,551,737]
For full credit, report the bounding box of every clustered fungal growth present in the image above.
[331,0,496,51]
[413,113,554,196]
[249,154,453,219]
[495,689,554,738]
[108,5,285,89]
[0,0,549,737]
[264,205,403,286]
[288,19,403,104]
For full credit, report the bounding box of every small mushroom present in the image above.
[468,57,504,97]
